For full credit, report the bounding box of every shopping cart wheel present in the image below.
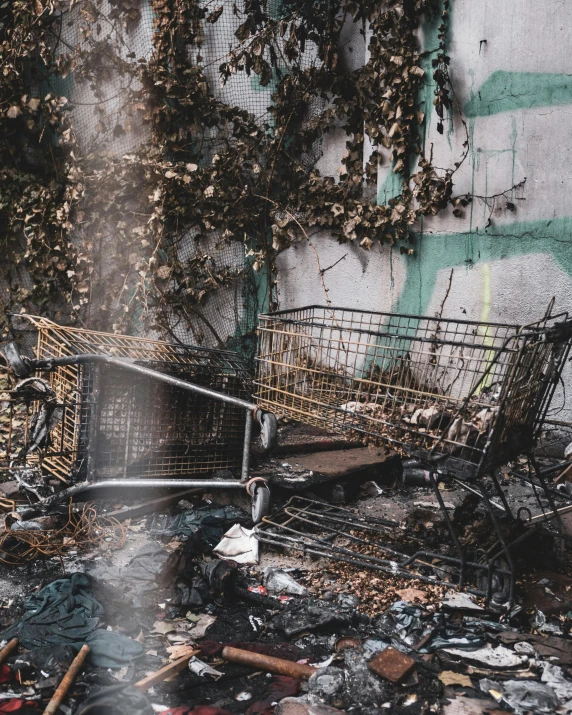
[256,410,278,452]
[251,483,271,524]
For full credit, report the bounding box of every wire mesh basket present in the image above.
[255,304,572,604]
[2,316,251,483]
[255,304,572,479]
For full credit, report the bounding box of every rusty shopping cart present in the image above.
[254,302,572,602]
[1,316,276,521]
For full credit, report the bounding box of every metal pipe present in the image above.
[32,354,257,411]
[221,646,317,679]
[241,410,253,482]
[85,479,245,488]
[18,478,248,518]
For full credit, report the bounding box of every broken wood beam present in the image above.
[43,644,90,715]
[554,462,572,485]
[221,646,317,679]
[0,638,18,664]
[134,650,200,692]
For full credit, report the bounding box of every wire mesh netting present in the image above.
[255,305,572,475]
[1,315,251,482]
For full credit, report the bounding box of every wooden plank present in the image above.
[554,462,572,484]
[134,650,200,692]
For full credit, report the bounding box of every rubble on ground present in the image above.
[2,424,572,714]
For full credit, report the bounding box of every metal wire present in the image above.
[0,502,126,566]
[255,305,572,476]
[256,496,512,596]
[1,316,251,482]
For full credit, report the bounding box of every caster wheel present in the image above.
[251,484,271,524]
[257,411,278,452]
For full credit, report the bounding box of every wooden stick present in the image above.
[0,638,18,664]
[554,462,572,485]
[222,646,317,679]
[43,644,90,715]
[135,650,200,692]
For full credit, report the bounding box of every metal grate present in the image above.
[3,316,251,482]
[255,305,572,476]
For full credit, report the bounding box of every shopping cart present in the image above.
[254,302,572,601]
[1,316,277,521]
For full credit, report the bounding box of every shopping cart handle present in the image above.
[2,341,279,456]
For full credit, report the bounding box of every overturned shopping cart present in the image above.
[255,302,572,602]
[1,316,276,521]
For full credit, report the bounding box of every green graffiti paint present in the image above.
[465,71,572,118]
[394,216,572,318]
[376,167,403,204]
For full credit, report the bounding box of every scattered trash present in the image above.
[480,678,559,714]
[307,667,345,705]
[441,592,485,611]
[234,692,252,702]
[367,647,416,684]
[188,657,224,679]
[443,643,529,669]
[3,330,572,715]
[213,524,259,564]
[249,585,268,596]
[75,685,154,715]
[151,506,248,550]
[0,504,126,566]
[438,671,473,687]
[272,600,351,638]
[264,568,307,596]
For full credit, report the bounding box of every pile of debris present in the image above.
[1,471,572,715]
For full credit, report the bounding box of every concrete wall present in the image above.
[54,0,572,427]
[276,0,572,425]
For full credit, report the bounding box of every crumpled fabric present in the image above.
[480,678,559,715]
[75,685,153,715]
[0,574,143,669]
[273,599,351,638]
[0,702,39,715]
[247,676,300,715]
[151,505,247,547]
[0,664,11,684]
[213,524,259,564]
[88,542,173,609]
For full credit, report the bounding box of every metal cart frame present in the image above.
[2,317,277,521]
[254,302,572,602]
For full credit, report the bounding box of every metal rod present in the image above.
[260,303,567,330]
[429,470,466,590]
[222,646,317,679]
[479,482,515,606]
[490,471,514,519]
[33,354,257,411]
[86,364,101,483]
[241,410,253,482]
[452,478,506,512]
[18,479,249,519]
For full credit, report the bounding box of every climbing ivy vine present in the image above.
[0,0,466,341]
